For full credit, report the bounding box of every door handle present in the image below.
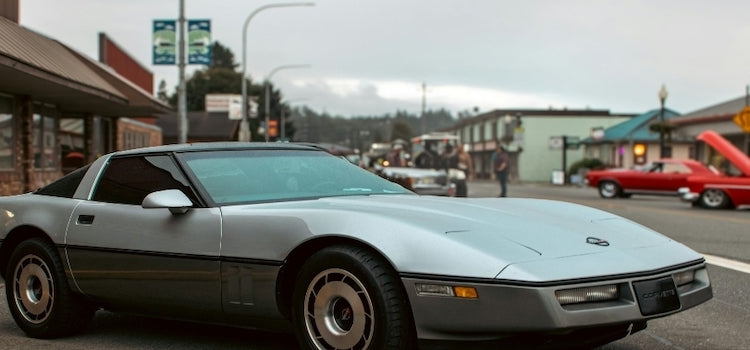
[77,215,95,225]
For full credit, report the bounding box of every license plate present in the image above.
[633,277,681,316]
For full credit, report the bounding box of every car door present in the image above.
[65,155,222,316]
[633,162,673,192]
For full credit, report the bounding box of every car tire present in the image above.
[5,238,95,338]
[291,245,414,350]
[598,181,621,199]
[699,189,730,209]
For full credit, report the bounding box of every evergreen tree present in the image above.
[390,119,413,142]
[210,41,238,70]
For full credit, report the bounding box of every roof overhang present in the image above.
[0,16,171,118]
[0,53,130,112]
[0,53,171,117]
[672,113,734,126]
[64,47,172,117]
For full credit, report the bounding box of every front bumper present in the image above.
[401,263,712,342]
[678,187,700,202]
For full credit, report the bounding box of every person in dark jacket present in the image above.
[492,145,509,197]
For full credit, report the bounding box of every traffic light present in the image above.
[268,120,278,138]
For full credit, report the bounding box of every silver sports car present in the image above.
[0,143,712,349]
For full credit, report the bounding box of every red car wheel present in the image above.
[699,189,730,209]
[598,181,621,199]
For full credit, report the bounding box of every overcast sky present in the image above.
[18,0,750,117]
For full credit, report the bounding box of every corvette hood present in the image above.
[316,195,671,257]
[698,130,750,176]
[240,195,696,280]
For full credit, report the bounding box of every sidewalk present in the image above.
[466,179,591,198]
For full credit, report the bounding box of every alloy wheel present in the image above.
[701,189,728,208]
[303,268,374,350]
[12,254,55,324]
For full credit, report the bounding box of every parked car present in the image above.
[411,133,468,197]
[0,143,712,349]
[585,159,717,198]
[679,130,750,209]
[377,165,456,196]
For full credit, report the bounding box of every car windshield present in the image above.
[179,149,412,205]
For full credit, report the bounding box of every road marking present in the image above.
[644,331,686,350]
[703,254,750,274]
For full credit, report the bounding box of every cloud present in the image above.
[19,0,750,117]
[280,77,575,116]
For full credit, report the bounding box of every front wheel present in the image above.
[6,238,95,338]
[598,181,621,199]
[291,246,414,350]
[700,189,730,209]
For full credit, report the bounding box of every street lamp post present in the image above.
[658,84,669,158]
[264,64,310,142]
[239,2,314,142]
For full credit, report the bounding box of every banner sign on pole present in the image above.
[152,20,176,65]
[188,19,211,65]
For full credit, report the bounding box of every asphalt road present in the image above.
[0,181,747,349]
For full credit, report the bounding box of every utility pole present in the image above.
[421,82,426,117]
[177,0,187,143]
[421,82,426,133]
[562,136,568,185]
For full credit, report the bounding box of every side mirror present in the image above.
[142,189,193,215]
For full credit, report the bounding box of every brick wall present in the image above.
[0,98,62,196]
[116,118,162,151]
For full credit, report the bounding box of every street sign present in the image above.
[205,94,240,112]
[187,19,211,65]
[734,106,750,133]
[152,20,176,65]
[565,136,581,150]
[548,136,563,150]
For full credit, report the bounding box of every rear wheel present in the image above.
[291,246,414,350]
[700,189,730,209]
[6,238,95,338]
[598,181,621,199]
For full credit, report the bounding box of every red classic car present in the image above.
[585,159,716,198]
[679,130,750,209]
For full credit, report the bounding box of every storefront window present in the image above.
[123,130,150,150]
[483,121,493,141]
[33,104,58,169]
[0,96,13,169]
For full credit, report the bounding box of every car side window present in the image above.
[92,155,197,205]
[35,165,90,198]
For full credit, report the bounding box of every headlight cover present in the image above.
[555,284,619,305]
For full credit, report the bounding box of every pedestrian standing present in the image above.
[456,145,474,180]
[492,145,509,197]
[387,144,404,167]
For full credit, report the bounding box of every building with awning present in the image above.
[0,9,170,195]
[581,108,692,167]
